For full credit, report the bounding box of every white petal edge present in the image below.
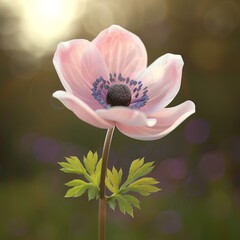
[96,107,157,127]
[53,91,114,129]
[117,101,195,140]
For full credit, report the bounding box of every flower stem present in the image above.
[99,128,115,240]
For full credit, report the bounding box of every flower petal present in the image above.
[117,101,195,140]
[93,25,147,78]
[138,54,184,114]
[96,107,156,127]
[53,91,114,129]
[53,40,108,110]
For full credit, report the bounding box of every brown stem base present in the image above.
[98,198,106,240]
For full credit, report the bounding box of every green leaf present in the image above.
[88,185,99,200]
[58,156,87,175]
[60,152,160,215]
[59,151,102,200]
[124,177,160,196]
[105,174,115,194]
[105,167,123,193]
[116,195,134,217]
[65,184,88,198]
[124,195,140,209]
[122,158,154,187]
[129,177,159,186]
[107,194,140,217]
[83,151,98,176]
[106,158,160,217]
[107,197,116,210]
[65,179,87,187]
[129,158,144,177]
[66,156,85,171]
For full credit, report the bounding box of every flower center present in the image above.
[91,73,149,109]
[106,84,131,107]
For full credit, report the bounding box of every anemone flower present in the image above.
[53,25,195,140]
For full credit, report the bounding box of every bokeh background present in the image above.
[1,0,240,239]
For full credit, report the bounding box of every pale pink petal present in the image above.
[53,41,108,110]
[96,107,156,127]
[138,54,184,114]
[53,91,114,129]
[53,40,89,93]
[117,101,195,140]
[93,25,147,79]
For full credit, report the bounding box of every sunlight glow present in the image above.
[0,0,88,56]
[19,0,87,55]
[36,0,62,18]
[0,0,169,56]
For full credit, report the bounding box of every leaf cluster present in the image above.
[58,151,102,200]
[59,152,160,217]
[106,158,160,217]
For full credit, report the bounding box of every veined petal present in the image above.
[117,101,195,140]
[53,41,108,110]
[93,25,147,79]
[138,54,184,114]
[53,39,89,93]
[96,107,156,127]
[53,91,114,129]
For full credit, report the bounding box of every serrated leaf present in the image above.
[128,158,144,177]
[107,197,116,210]
[124,195,140,209]
[59,151,103,200]
[65,179,87,187]
[126,185,160,196]
[106,167,123,193]
[66,157,86,173]
[107,194,140,217]
[58,157,86,175]
[58,162,71,168]
[105,175,115,193]
[60,167,80,174]
[88,185,99,200]
[74,185,89,197]
[122,177,160,196]
[122,158,155,187]
[66,157,83,169]
[112,167,123,189]
[58,162,81,174]
[130,177,159,186]
[65,184,88,198]
[105,158,160,216]
[83,151,98,176]
[116,195,134,217]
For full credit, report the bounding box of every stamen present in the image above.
[91,73,149,109]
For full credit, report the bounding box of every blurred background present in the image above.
[0,0,240,239]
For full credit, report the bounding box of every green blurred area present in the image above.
[1,0,240,239]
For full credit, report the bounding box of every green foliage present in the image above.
[59,153,160,217]
[106,158,160,217]
[58,151,102,200]
[105,167,123,193]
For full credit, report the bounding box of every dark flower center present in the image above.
[106,84,132,107]
[92,73,149,109]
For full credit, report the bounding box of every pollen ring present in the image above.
[91,73,149,109]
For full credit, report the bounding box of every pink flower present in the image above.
[53,25,195,141]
